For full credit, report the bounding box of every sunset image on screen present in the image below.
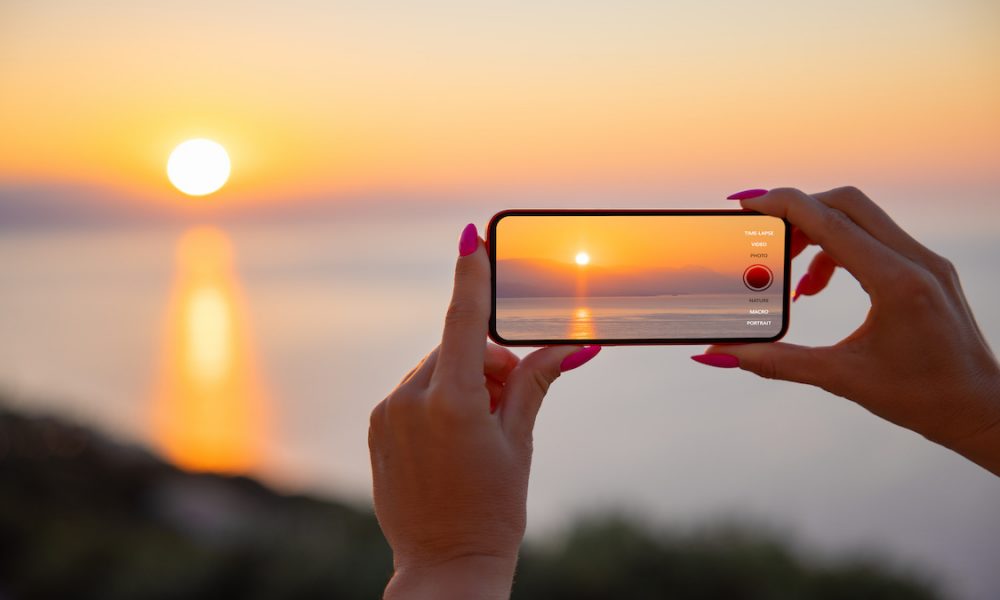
[493,214,786,341]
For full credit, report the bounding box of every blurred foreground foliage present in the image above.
[515,516,939,600]
[0,403,940,600]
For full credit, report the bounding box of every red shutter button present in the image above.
[743,264,773,292]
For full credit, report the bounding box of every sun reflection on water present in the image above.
[152,226,266,473]
[570,259,595,339]
[569,306,596,340]
[187,288,231,383]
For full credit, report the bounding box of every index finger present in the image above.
[435,223,491,389]
[740,188,911,295]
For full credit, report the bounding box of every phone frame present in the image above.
[487,208,791,346]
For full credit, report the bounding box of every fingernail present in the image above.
[690,353,740,368]
[726,188,768,201]
[560,345,601,372]
[490,397,499,414]
[793,273,811,302]
[458,223,478,256]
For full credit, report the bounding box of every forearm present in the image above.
[383,554,517,600]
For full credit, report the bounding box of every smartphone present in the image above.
[488,209,790,345]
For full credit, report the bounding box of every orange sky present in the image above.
[495,214,785,275]
[1,1,998,207]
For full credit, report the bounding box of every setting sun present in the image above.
[167,139,231,197]
[575,251,590,266]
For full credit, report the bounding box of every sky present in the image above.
[1,0,999,213]
[2,5,1000,595]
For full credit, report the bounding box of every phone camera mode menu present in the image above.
[742,227,778,329]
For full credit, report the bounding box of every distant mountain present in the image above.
[496,258,742,297]
[0,181,464,229]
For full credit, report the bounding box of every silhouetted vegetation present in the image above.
[515,517,939,600]
[0,402,941,599]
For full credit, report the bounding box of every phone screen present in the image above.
[488,210,790,345]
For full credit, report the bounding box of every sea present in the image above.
[496,294,784,340]
[1,209,999,598]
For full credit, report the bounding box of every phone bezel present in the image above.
[487,208,791,346]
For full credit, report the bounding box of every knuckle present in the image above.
[769,186,803,196]
[453,255,484,284]
[426,381,482,423]
[368,401,386,450]
[751,355,780,381]
[766,187,806,205]
[825,186,867,212]
[887,267,942,307]
[381,388,424,425]
[832,185,867,202]
[819,207,855,237]
[517,355,560,397]
[445,298,486,327]
[529,369,555,396]
[924,253,957,281]
[369,400,386,430]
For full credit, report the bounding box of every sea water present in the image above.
[1,213,1000,599]
[497,294,784,340]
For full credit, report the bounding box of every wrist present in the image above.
[384,554,518,600]
[939,369,1000,476]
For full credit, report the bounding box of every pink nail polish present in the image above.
[458,223,478,256]
[726,188,768,201]
[560,345,601,372]
[793,273,811,302]
[690,353,740,368]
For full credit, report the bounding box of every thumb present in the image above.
[699,342,833,388]
[500,345,601,440]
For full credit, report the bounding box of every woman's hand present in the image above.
[695,187,1000,475]
[369,223,600,599]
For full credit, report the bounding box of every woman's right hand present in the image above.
[697,187,1000,475]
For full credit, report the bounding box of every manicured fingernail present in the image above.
[458,223,478,256]
[727,188,768,200]
[560,345,601,372]
[490,397,499,414]
[793,273,811,302]
[690,353,740,368]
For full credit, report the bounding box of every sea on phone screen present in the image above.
[496,293,783,340]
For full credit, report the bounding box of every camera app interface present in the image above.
[493,214,786,341]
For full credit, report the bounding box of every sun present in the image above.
[575,251,590,266]
[167,139,231,196]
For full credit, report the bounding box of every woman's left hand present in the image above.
[369,223,600,599]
